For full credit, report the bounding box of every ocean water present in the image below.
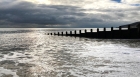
[0,28,140,77]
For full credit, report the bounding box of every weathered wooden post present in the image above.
[119,26,122,38]
[70,31,72,36]
[51,33,52,35]
[61,32,63,36]
[111,27,113,38]
[90,29,93,33]
[79,30,81,34]
[79,30,81,37]
[128,25,130,38]
[58,32,60,36]
[104,27,106,38]
[85,29,87,37]
[47,33,49,35]
[97,28,99,38]
[90,29,93,37]
[137,24,140,38]
[85,29,87,33]
[74,30,76,35]
[66,31,68,36]
[54,32,56,35]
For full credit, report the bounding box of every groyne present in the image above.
[48,25,140,39]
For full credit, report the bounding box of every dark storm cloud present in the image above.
[0,0,139,28]
[0,1,86,27]
[0,0,115,28]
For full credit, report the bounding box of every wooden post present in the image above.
[119,26,122,38]
[104,27,106,38]
[128,25,130,38]
[90,29,93,37]
[111,27,113,38]
[85,29,87,33]
[47,33,49,35]
[139,27,140,38]
[66,31,68,35]
[90,29,93,33]
[79,30,81,37]
[79,30,81,34]
[74,30,76,35]
[58,32,59,36]
[85,29,87,37]
[137,24,140,38]
[51,33,52,35]
[97,28,99,38]
[61,32,63,36]
[54,32,56,35]
[70,31,72,35]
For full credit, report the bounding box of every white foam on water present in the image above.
[0,67,19,77]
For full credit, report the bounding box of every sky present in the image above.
[0,0,140,28]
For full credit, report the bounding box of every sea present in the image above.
[0,28,140,77]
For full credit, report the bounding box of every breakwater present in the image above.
[48,25,140,39]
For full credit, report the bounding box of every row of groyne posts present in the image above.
[48,25,140,39]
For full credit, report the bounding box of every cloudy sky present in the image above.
[0,0,140,28]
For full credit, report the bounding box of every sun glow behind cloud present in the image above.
[24,0,139,10]
[121,0,140,4]
[24,0,51,4]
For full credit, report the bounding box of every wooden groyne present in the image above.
[48,25,140,39]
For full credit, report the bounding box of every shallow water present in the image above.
[0,28,140,77]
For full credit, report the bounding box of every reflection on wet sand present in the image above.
[0,29,140,77]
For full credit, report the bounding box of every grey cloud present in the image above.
[0,0,89,27]
[87,6,140,22]
[0,0,139,28]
